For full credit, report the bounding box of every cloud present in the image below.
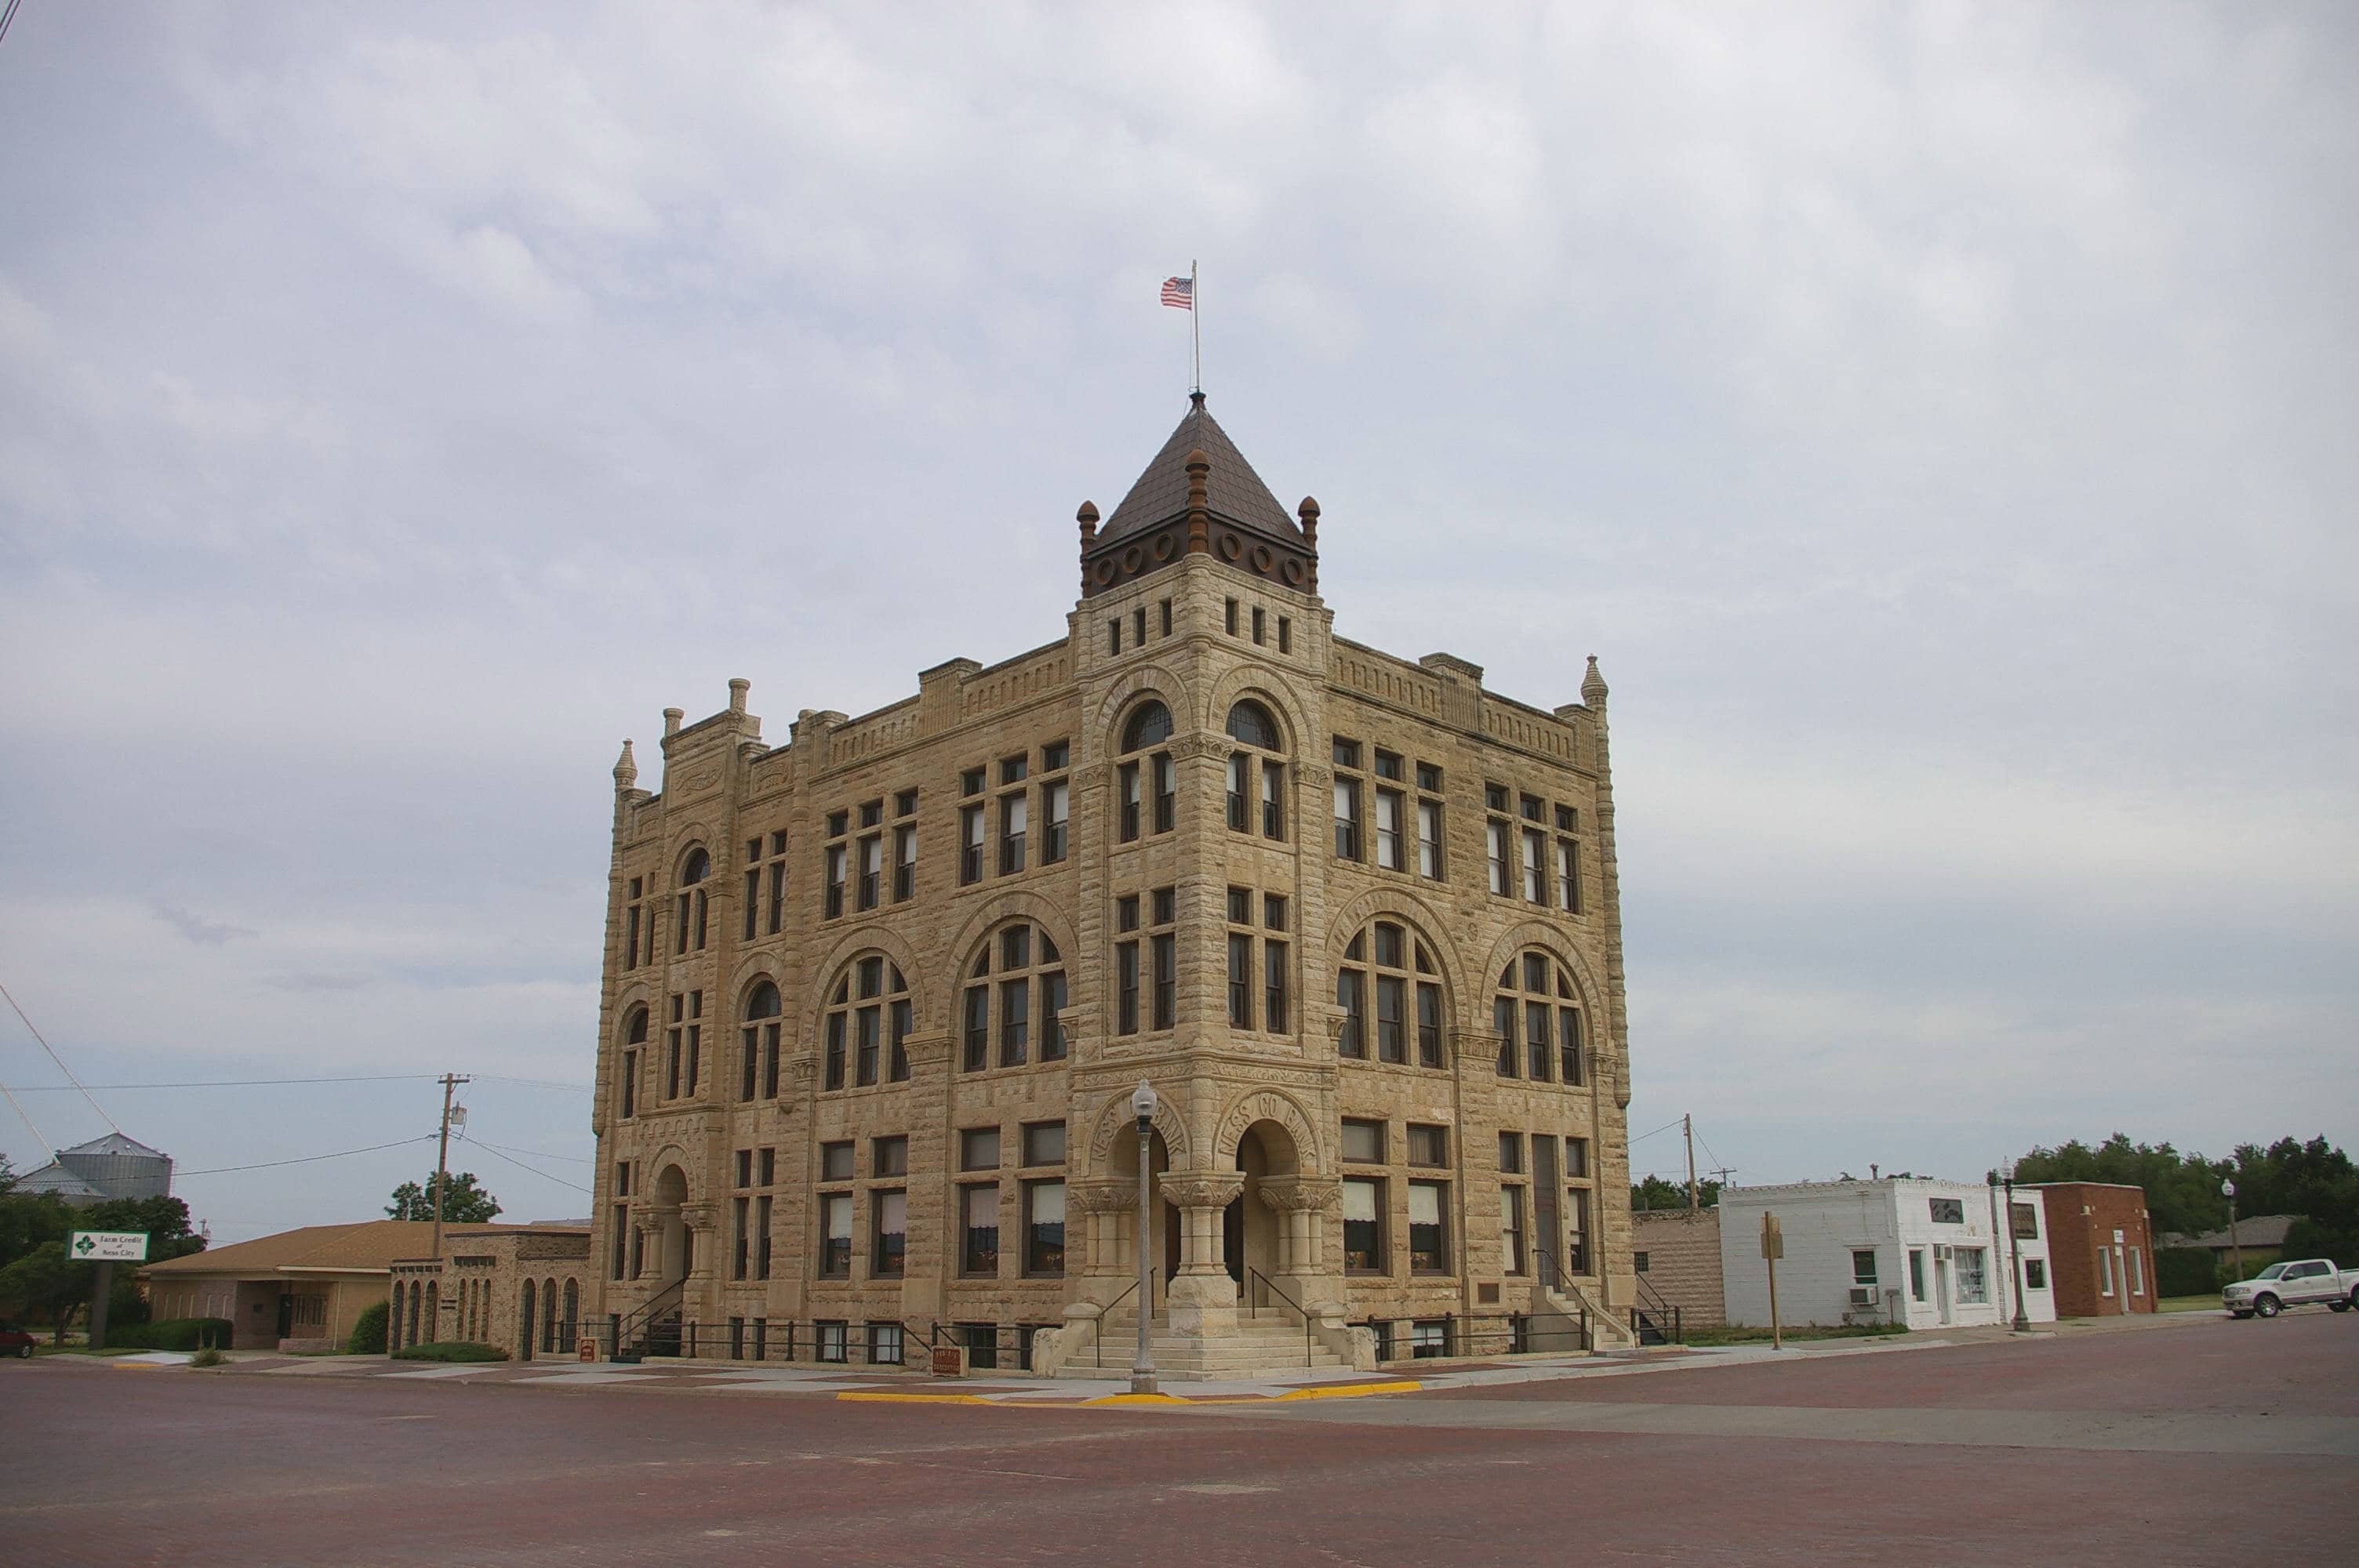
[152,904,259,946]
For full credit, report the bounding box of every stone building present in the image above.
[1631,1207,1725,1333]
[588,395,1638,1375]
[387,1223,594,1357]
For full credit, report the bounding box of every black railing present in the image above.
[1360,1306,1589,1364]
[612,1277,684,1362]
[1631,1273,1683,1345]
[1093,1276,1143,1370]
[1245,1268,1314,1368]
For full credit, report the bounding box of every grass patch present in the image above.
[1681,1323,1910,1347]
[2158,1295,2225,1314]
[391,1341,510,1363]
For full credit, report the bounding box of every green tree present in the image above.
[1631,1174,1720,1211]
[386,1172,501,1224]
[0,1158,75,1272]
[0,1240,90,1342]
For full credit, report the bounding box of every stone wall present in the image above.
[1632,1207,1725,1330]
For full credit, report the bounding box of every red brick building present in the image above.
[2029,1182,2156,1317]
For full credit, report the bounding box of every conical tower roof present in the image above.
[1099,393,1301,545]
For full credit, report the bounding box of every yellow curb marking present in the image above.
[834,1379,1425,1410]
[1272,1380,1422,1400]
[835,1391,995,1405]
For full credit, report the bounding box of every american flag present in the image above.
[1161,275,1193,310]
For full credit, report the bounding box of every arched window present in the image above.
[617,1006,647,1120]
[387,1281,404,1352]
[961,922,1067,1072]
[823,956,911,1091]
[1494,950,1585,1083]
[562,1279,580,1338]
[542,1276,558,1352]
[1117,701,1176,843]
[675,846,711,954]
[424,1282,438,1343]
[1224,699,1286,840]
[739,981,782,1102]
[519,1278,536,1360]
[1336,920,1445,1068]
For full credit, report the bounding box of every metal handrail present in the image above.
[1092,1277,1141,1370]
[1245,1268,1314,1368]
[616,1277,684,1356]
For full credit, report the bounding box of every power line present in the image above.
[0,977,122,1134]
[0,0,23,48]
[4,1074,442,1091]
[467,1137,591,1164]
[176,1134,438,1178]
[461,1137,592,1195]
[472,1075,593,1092]
[1629,1116,1686,1146]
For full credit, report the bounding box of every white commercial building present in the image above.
[1717,1178,2056,1330]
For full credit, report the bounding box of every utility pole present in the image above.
[1685,1114,1699,1212]
[431,1073,471,1262]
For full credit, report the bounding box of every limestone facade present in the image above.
[587,398,1638,1371]
[1631,1207,1726,1331]
[387,1225,593,1358]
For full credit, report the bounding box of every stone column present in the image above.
[681,1200,720,1349]
[1161,1174,1243,1332]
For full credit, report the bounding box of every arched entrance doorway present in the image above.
[650,1163,691,1282]
[1224,1120,1301,1290]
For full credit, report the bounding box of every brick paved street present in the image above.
[5,1312,2353,1566]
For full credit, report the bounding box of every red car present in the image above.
[0,1323,36,1359]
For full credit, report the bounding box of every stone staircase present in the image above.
[1055,1308,1354,1381]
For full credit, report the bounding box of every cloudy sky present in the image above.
[2,3,2351,1241]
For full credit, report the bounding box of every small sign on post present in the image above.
[1761,1211,1784,1351]
[579,1337,598,1363]
[931,1343,967,1378]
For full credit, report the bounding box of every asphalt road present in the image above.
[6,1312,2354,1566]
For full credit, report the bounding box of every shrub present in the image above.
[347,1300,390,1355]
[107,1317,236,1352]
[2157,1247,2223,1297]
[189,1347,223,1368]
[391,1341,509,1363]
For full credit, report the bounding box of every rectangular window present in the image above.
[893,825,916,902]
[1119,761,1140,841]
[1224,597,1239,635]
[1262,759,1285,840]
[999,793,1027,875]
[816,1320,848,1364]
[1333,777,1362,860]
[1151,932,1176,1029]
[619,1049,638,1120]
[2099,1247,2115,1295]
[1408,1181,1447,1272]
[1929,1198,1966,1224]
[1158,600,1172,637]
[1134,606,1147,648]
[2129,1247,2145,1295]
[1264,939,1289,1032]
[1501,1186,1527,1276]
[1041,971,1068,1060]
[825,844,846,918]
[610,1203,628,1279]
[1521,828,1546,903]
[1407,1124,1448,1167]
[1001,753,1028,786]
[855,1006,881,1087]
[1525,1002,1553,1082]
[872,1135,908,1178]
[960,804,985,885]
[1342,1119,1385,1163]
[1023,1180,1065,1276]
[758,1148,775,1186]
[1343,1177,1385,1272]
[1909,1248,1927,1301]
[1336,968,1366,1058]
[1417,800,1442,878]
[1228,932,1253,1028]
[1375,788,1404,870]
[895,791,917,818]
[1153,753,1176,833]
[1560,1008,1586,1085]
[1486,819,1510,896]
[961,1127,1001,1171]
[1227,753,1249,832]
[1278,615,1291,653]
[1852,1249,1879,1287]
[1416,982,1442,1068]
[1116,942,1140,1034]
[743,867,759,941]
[2011,1201,2040,1240]
[1493,996,1518,1078]
[824,1013,845,1091]
[819,1194,852,1276]
[964,985,989,1070]
[1251,604,1266,644]
[961,768,983,797]
[961,1184,1000,1276]
[1373,749,1402,781]
[755,1195,772,1280]
[2026,1258,2048,1290]
[1498,1132,1523,1174]
[1564,1138,1590,1178]
[820,1140,853,1181]
[1565,1186,1590,1275]
[1956,1246,1989,1305]
[1043,780,1069,864]
[999,978,1030,1066]
[1022,1121,1067,1167]
[872,1190,907,1278]
[1108,618,1121,654]
[732,1196,750,1280]
[860,800,883,829]
[767,858,786,933]
[1376,975,1407,1062]
[889,998,912,1082]
[1556,838,1582,913]
[867,1321,903,1367]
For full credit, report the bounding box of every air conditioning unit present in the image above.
[1933,1245,1954,1262]
[1848,1287,1875,1308]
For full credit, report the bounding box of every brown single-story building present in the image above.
[141,1221,439,1351]
[2162,1214,2297,1273]
[2027,1182,2157,1318]
[1630,1207,1724,1334]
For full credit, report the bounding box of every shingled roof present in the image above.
[1098,393,1302,544]
[142,1220,442,1276]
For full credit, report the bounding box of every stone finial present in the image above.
[1297,495,1320,547]
[1078,501,1099,544]
[612,739,638,790]
[728,677,750,713]
[1186,448,1210,554]
[663,706,685,736]
[1582,655,1608,707]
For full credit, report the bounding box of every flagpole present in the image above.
[1191,260,1201,394]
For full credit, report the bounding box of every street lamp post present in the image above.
[1131,1080,1158,1396]
[2002,1167,2030,1333]
[2222,1178,2243,1282]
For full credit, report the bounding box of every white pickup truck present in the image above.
[2222,1259,2359,1318]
